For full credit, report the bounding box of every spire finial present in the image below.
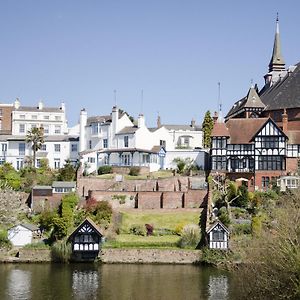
[276,12,279,22]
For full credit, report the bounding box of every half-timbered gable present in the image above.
[207,221,229,250]
[68,218,103,261]
[252,119,287,171]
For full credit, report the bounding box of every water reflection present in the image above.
[208,275,228,300]
[0,264,235,300]
[72,269,99,300]
[7,269,31,300]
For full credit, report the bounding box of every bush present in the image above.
[201,247,228,266]
[98,166,112,175]
[88,201,113,228]
[217,207,230,227]
[112,194,126,204]
[174,222,187,235]
[251,215,262,237]
[153,228,175,236]
[128,167,140,176]
[178,224,200,248]
[129,224,146,236]
[51,239,71,263]
[0,229,11,249]
[231,223,251,235]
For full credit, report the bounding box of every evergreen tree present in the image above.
[202,111,214,148]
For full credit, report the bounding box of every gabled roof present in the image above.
[260,63,300,110]
[211,122,230,137]
[206,221,229,234]
[226,118,269,144]
[286,131,300,144]
[226,86,265,119]
[67,217,103,242]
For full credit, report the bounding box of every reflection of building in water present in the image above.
[208,275,229,300]
[7,269,32,299]
[72,270,99,300]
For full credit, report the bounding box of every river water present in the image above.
[0,264,241,300]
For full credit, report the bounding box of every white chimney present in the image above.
[137,114,145,128]
[38,100,44,110]
[14,98,20,109]
[60,102,65,111]
[79,108,88,152]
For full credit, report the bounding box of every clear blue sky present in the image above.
[0,1,299,126]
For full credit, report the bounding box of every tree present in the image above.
[202,111,214,148]
[57,160,77,181]
[26,127,44,168]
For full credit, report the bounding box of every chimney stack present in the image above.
[213,111,218,124]
[282,108,288,132]
[191,118,196,128]
[157,115,161,128]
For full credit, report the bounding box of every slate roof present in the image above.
[14,106,63,113]
[259,63,300,110]
[87,115,111,126]
[52,181,76,188]
[1,135,79,142]
[163,125,202,131]
[20,223,39,231]
[226,86,265,119]
[226,118,269,144]
[286,131,300,144]
[115,126,139,135]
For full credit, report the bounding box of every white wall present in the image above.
[8,225,33,246]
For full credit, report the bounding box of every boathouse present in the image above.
[68,218,103,261]
[206,221,229,250]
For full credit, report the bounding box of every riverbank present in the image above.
[0,248,201,264]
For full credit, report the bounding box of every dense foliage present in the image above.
[97,165,112,175]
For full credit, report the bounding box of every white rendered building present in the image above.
[0,99,79,170]
[79,106,206,174]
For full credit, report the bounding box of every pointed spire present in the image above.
[269,13,285,72]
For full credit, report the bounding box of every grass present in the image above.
[120,210,200,233]
[96,174,114,179]
[96,170,174,180]
[102,234,180,249]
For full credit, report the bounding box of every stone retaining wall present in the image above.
[18,249,52,262]
[101,249,201,264]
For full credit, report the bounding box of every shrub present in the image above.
[178,224,200,248]
[217,207,230,227]
[201,247,228,266]
[98,165,112,175]
[128,167,140,176]
[174,222,187,235]
[0,229,11,249]
[251,215,262,237]
[231,223,251,235]
[88,201,113,228]
[51,239,71,263]
[129,224,146,236]
[112,194,126,204]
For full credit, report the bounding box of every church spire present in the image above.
[268,13,285,72]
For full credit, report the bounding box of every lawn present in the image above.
[119,210,200,233]
[102,234,180,249]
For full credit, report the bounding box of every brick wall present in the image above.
[137,192,162,209]
[255,170,285,190]
[184,190,207,208]
[0,105,12,133]
[286,157,298,174]
[32,194,63,212]
[162,192,183,208]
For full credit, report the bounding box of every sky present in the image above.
[0,1,300,127]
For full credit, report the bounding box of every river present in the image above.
[0,263,240,300]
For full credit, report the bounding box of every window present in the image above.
[160,140,166,148]
[91,123,99,135]
[55,115,61,121]
[19,124,25,133]
[88,157,95,163]
[142,154,150,164]
[0,158,5,165]
[212,230,224,242]
[31,115,37,120]
[124,136,129,148]
[1,144,7,152]
[54,144,61,152]
[261,137,279,149]
[211,156,226,170]
[184,137,190,146]
[257,156,285,170]
[43,125,49,134]
[262,176,270,188]
[16,159,23,170]
[71,144,78,152]
[44,115,49,120]
[19,143,25,155]
[121,154,131,166]
[30,124,37,130]
[89,140,92,149]
[41,144,47,151]
[36,159,41,168]
[54,125,61,134]
[103,139,108,148]
[54,159,60,169]
[20,115,25,119]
